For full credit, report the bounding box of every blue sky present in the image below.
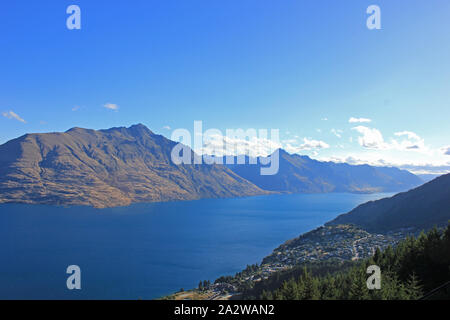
[1,1,450,173]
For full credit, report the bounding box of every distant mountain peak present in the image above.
[275,149,311,160]
[127,123,153,135]
[129,123,147,129]
[65,127,85,132]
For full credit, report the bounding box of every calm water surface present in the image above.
[0,193,391,299]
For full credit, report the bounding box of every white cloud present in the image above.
[72,106,80,112]
[198,134,282,157]
[394,131,420,140]
[349,117,372,123]
[282,139,297,144]
[281,135,331,154]
[163,125,171,130]
[331,128,343,138]
[283,144,299,154]
[316,127,448,175]
[321,117,328,121]
[103,103,119,111]
[391,131,426,151]
[197,133,330,157]
[2,111,26,123]
[352,126,386,149]
[301,138,330,150]
[352,126,429,154]
[318,153,450,175]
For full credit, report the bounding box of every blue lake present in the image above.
[0,193,391,299]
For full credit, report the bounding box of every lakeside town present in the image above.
[164,224,414,300]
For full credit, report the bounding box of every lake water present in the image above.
[0,193,391,299]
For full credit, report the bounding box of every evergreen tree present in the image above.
[349,268,369,300]
[405,273,423,300]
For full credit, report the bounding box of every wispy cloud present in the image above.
[298,138,330,150]
[285,138,330,153]
[392,131,426,151]
[2,110,26,123]
[163,125,171,130]
[103,103,119,111]
[395,131,420,141]
[72,106,81,112]
[331,128,343,138]
[349,117,372,123]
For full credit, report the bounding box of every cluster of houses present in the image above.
[262,225,407,267]
[209,225,412,299]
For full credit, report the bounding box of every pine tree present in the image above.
[405,273,423,300]
[279,278,299,300]
[302,274,320,300]
[349,268,369,300]
[261,290,273,300]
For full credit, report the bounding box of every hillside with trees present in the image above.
[241,223,450,300]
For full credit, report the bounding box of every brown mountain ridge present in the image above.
[0,124,265,208]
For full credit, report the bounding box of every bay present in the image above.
[0,192,391,299]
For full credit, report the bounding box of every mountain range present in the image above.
[0,124,423,208]
[225,150,421,193]
[328,173,450,233]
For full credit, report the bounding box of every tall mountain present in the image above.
[327,173,450,233]
[225,149,422,193]
[0,124,265,208]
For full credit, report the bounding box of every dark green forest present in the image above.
[241,223,450,300]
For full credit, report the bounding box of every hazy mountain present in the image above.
[327,174,450,233]
[224,149,422,194]
[417,173,442,183]
[0,124,265,208]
